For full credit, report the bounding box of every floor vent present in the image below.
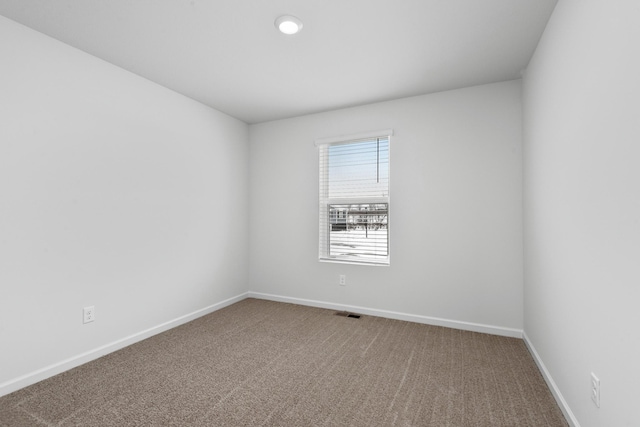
[335,311,361,319]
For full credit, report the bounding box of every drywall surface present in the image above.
[249,80,523,332]
[523,0,640,425]
[0,16,249,389]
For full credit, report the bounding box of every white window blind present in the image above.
[317,130,391,265]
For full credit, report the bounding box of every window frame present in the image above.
[315,129,392,266]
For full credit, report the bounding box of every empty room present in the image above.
[0,1,637,426]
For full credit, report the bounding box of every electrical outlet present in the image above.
[591,372,600,407]
[83,306,95,324]
[339,275,346,286]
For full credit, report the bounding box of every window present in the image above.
[316,130,391,265]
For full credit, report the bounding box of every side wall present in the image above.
[249,80,524,334]
[523,1,640,425]
[0,16,250,394]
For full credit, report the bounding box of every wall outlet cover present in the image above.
[83,306,95,324]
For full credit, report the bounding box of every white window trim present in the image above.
[315,129,394,147]
[316,129,393,266]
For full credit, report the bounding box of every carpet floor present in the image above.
[0,298,568,426]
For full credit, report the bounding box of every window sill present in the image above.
[319,258,389,267]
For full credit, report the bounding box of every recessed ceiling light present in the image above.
[275,15,303,35]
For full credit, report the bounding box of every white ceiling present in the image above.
[0,0,557,124]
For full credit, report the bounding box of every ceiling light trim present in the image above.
[275,15,303,35]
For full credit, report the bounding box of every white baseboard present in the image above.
[0,291,527,399]
[523,331,580,427]
[248,291,523,338]
[0,292,249,398]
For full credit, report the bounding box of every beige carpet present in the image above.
[0,298,568,426]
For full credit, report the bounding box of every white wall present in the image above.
[0,16,249,393]
[523,0,640,425]
[249,80,523,333]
